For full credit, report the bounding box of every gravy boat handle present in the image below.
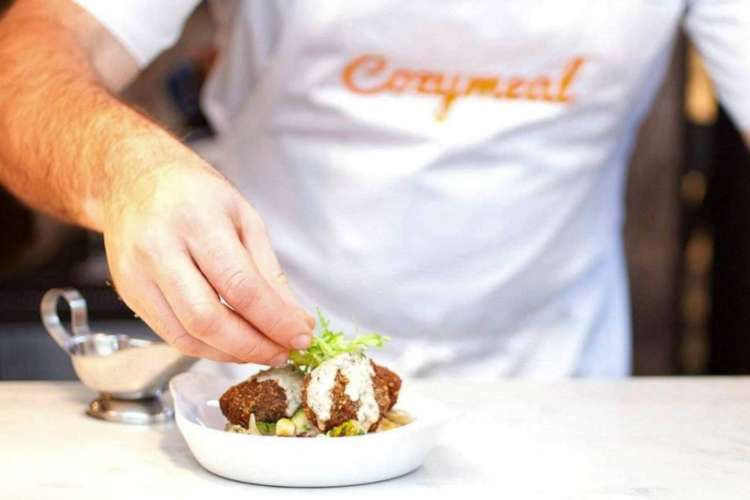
[40,288,92,352]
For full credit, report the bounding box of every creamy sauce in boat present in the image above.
[306,353,380,431]
[254,366,303,417]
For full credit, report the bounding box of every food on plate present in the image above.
[373,362,402,412]
[302,354,401,432]
[220,311,410,437]
[220,365,302,425]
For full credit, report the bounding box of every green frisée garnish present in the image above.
[327,420,365,437]
[288,310,389,373]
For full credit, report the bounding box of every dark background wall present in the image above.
[708,110,750,374]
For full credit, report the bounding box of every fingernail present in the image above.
[291,334,312,350]
[270,353,288,367]
[298,311,316,329]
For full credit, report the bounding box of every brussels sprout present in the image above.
[290,408,312,435]
[326,420,364,437]
[275,418,296,437]
[255,421,276,436]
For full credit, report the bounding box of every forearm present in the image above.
[0,1,204,231]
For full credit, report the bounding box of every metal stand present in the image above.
[41,288,196,425]
[87,393,173,424]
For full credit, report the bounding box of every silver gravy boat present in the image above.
[41,288,197,424]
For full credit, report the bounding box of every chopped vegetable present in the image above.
[375,410,412,432]
[375,418,400,432]
[255,421,276,436]
[275,418,296,437]
[326,419,365,437]
[290,408,312,435]
[243,414,263,435]
[383,409,412,426]
[225,423,249,433]
[289,310,389,373]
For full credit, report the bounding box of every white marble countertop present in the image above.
[2,378,749,499]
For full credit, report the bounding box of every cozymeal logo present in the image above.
[342,53,586,121]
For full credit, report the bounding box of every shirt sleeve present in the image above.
[684,0,750,131]
[74,0,202,68]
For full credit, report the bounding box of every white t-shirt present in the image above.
[76,0,750,378]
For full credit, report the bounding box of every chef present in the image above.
[0,1,748,378]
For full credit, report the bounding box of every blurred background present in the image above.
[1,3,749,379]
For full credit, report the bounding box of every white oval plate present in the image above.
[169,372,459,487]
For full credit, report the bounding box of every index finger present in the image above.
[150,250,289,365]
[187,223,314,350]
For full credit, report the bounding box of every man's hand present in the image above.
[103,159,315,364]
[0,1,314,364]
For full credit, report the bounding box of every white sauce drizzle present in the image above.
[254,366,303,417]
[305,353,379,431]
